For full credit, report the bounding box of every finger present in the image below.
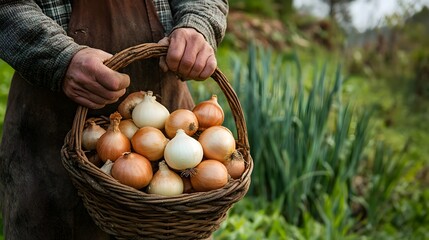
[198,54,217,80]
[157,36,170,46]
[188,51,214,80]
[176,43,201,77]
[63,80,106,109]
[75,85,125,106]
[73,95,106,109]
[96,69,130,91]
[64,75,126,105]
[159,56,169,72]
[166,39,186,72]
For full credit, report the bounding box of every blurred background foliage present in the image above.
[1,0,429,239]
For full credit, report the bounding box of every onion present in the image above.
[192,94,224,131]
[147,161,184,196]
[198,126,236,163]
[119,119,139,140]
[190,160,229,192]
[164,129,203,170]
[131,126,169,161]
[111,152,153,189]
[82,120,106,150]
[96,112,131,162]
[117,91,145,119]
[100,159,114,175]
[224,156,246,179]
[132,91,170,129]
[164,109,199,138]
[181,176,194,193]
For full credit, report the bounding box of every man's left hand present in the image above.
[158,28,217,80]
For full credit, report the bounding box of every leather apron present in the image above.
[0,1,194,239]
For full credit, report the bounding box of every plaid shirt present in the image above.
[37,0,173,34]
[0,0,227,91]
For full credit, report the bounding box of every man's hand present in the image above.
[158,28,217,80]
[63,48,130,109]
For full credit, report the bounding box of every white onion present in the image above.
[164,129,203,170]
[147,161,184,196]
[132,91,170,129]
[82,120,106,150]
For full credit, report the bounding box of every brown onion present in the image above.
[198,126,236,163]
[119,119,139,140]
[147,161,183,196]
[117,91,145,119]
[192,94,224,131]
[224,156,246,179]
[164,109,199,138]
[190,160,229,192]
[181,176,194,193]
[111,152,153,189]
[131,126,169,161]
[96,112,131,162]
[82,120,106,150]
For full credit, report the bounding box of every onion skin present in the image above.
[131,126,169,161]
[164,109,199,138]
[192,94,224,131]
[164,129,203,170]
[132,91,170,129]
[119,119,139,140]
[111,152,153,189]
[224,157,246,179]
[117,91,145,119]
[181,176,194,193]
[147,161,184,196]
[82,121,106,150]
[96,112,131,162]
[198,126,236,163]
[190,160,229,192]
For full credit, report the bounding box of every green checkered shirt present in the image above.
[0,0,227,91]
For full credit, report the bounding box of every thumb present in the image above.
[157,36,170,46]
[157,37,170,72]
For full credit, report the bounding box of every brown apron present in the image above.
[0,1,194,239]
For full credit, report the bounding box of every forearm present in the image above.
[169,0,228,50]
[0,1,84,92]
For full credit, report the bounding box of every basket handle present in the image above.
[69,43,249,153]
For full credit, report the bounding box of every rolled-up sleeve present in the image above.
[0,1,84,92]
[169,0,228,50]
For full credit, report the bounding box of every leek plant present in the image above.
[192,45,407,238]
[225,44,373,225]
[219,43,406,232]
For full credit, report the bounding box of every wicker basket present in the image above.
[61,43,253,240]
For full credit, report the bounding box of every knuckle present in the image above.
[180,58,194,69]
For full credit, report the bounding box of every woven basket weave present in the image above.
[61,43,253,240]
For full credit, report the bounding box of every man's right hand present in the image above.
[63,48,130,109]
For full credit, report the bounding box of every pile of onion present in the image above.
[84,91,247,194]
